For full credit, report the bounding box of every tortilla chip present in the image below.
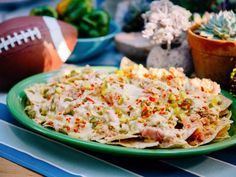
[107,134,139,142]
[159,139,191,149]
[120,57,137,70]
[25,88,44,104]
[220,109,232,119]
[200,120,231,145]
[219,95,232,111]
[182,127,198,140]
[90,134,107,142]
[214,128,231,141]
[96,134,140,144]
[225,110,232,120]
[110,139,159,149]
[42,121,55,129]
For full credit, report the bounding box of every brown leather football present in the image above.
[0,16,78,90]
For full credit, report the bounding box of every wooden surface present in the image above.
[0,157,42,177]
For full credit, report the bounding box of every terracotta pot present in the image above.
[187,24,236,89]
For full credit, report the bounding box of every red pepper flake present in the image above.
[66,126,70,131]
[80,123,86,128]
[160,108,165,112]
[66,118,71,122]
[143,122,147,126]
[144,113,151,118]
[127,105,132,109]
[86,112,91,116]
[159,108,167,115]
[97,107,101,110]
[74,128,79,133]
[142,106,148,113]
[109,95,113,103]
[159,111,167,115]
[142,106,152,118]
[136,99,142,104]
[48,121,53,126]
[166,75,173,80]
[186,124,191,128]
[76,120,86,129]
[149,96,156,102]
[175,96,180,101]
[47,96,51,100]
[86,97,95,104]
[91,84,95,87]
[144,73,151,78]
[77,90,85,97]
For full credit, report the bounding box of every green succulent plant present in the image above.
[195,10,236,40]
[230,66,236,97]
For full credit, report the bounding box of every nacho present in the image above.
[24,58,233,149]
[219,95,232,111]
[110,139,159,149]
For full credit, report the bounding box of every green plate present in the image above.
[7,67,236,158]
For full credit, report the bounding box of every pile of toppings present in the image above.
[25,63,232,149]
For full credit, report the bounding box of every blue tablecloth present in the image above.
[1,46,236,177]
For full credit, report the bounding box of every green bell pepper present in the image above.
[30,5,58,18]
[57,0,92,23]
[79,9,110,38]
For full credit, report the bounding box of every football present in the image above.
[0,16,78,90]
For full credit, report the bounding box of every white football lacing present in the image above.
[0,27,42,53]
